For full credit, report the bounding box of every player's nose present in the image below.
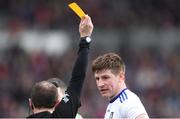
[97,79,105,87]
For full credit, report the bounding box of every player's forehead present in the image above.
[94,69,113,77]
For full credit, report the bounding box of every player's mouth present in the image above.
[99,89,108,94]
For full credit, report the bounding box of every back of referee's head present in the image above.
[30,81,58,109]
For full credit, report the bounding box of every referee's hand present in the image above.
[79,15,94,38]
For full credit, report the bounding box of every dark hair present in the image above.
[31,81,58,109]
[47,78,67,93]
[47,78,67,89]
[92,53,125,75]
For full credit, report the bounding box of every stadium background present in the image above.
[0,0,179,117]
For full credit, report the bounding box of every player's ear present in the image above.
[118,71,125,81]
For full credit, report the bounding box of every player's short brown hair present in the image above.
[92,53,125,75]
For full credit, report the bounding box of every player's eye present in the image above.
[102,76,109,80]
[95,77,99,81]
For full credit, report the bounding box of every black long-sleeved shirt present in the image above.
[27,38,90,118]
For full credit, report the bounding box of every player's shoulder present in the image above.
[126,89,140,98]
[109,88,130,106]
[109,88,140,106]
[116,89,141,106]
[121,89,145,110]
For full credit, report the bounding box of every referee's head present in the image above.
[47,78,84,119]
[30,81,58,110]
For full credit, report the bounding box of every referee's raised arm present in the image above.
[67,15,94,98]
[56,15,94,117]
[27,15,94,118]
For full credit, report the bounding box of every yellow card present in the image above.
[68,2,86,19]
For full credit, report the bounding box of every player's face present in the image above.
[94,69,121,99]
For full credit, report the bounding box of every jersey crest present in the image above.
[62,93,70,103]
[109,112,114,119]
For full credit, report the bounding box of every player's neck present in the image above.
[119,82,127,93]
[109,82,127,101]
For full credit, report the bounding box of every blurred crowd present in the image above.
[0,0,180,118]
[0,0,180,29]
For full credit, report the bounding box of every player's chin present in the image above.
[101,94,109,98]
[100,92,110,98]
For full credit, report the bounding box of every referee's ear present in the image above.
[54,99,60,108]
[29,98,34,111]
